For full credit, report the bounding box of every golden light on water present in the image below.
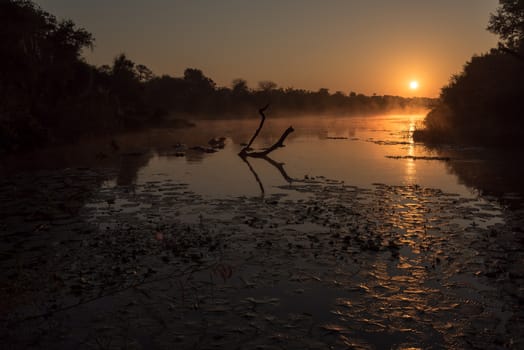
[405,126,416,184]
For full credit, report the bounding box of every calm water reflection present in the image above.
[2,113,522,203]
[115,114,521,201]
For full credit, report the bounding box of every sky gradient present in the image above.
[36,0,499,97]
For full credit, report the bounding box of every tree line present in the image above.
[414,0,524,147]
[0,0,433,152]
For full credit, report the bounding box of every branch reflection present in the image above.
[239,154,296,197]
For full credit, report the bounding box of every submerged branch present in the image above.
[239,104,269,156]
[239,106,295,195]
[244,126,294,158]
[239,104,294,158]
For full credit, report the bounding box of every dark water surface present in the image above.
[1,114,523,349]
[3,113,522,201]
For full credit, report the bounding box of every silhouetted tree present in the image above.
[136,64,154,82]
[258,81,277,91]
[415,0,524,146]
[0,0,95,149]
[487,0,524,51]
[109,54,143,122]
[144,75,186,115]
[232,79,249,94]
[184,68,216,92]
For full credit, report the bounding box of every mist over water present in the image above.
[4,112,518,202]
[110,113,481,199]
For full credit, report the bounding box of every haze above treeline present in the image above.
[0,0,434,152]
[35,0,498,97]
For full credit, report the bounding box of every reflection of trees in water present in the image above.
[116,153,152,186]
[432,146,524,205]
[317,127,356,139]
[4,116,408,200]
[0,169,110,232]
[183,150,207,163]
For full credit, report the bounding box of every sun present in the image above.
[409,80,419,90]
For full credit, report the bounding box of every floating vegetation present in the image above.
[385,155,452,161]
[0,168,522,349]
[367,139,412,146]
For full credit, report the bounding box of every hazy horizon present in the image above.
[34,0,498,98]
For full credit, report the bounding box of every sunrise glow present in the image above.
[409,81,419,90]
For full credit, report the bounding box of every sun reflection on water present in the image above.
[325,182,488,347]
[404,118,418,185]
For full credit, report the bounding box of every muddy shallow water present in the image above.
[1,114,523,349]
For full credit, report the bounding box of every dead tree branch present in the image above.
[243,127,294,158]
[239,104,269,156]
[238,106,295,195]
[239,105,294,158]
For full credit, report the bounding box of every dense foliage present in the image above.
[415,0,524,146]
[488,0,524,50]
[0,0,432,152]
[145,73,432,118]
[1,0,94,149]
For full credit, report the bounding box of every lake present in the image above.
[5,112,519,201]
[142,113,472,198]
[2,113,523,349]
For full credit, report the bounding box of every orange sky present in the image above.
[37,0,499,97]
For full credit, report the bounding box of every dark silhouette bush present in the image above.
[415,0,524,147]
